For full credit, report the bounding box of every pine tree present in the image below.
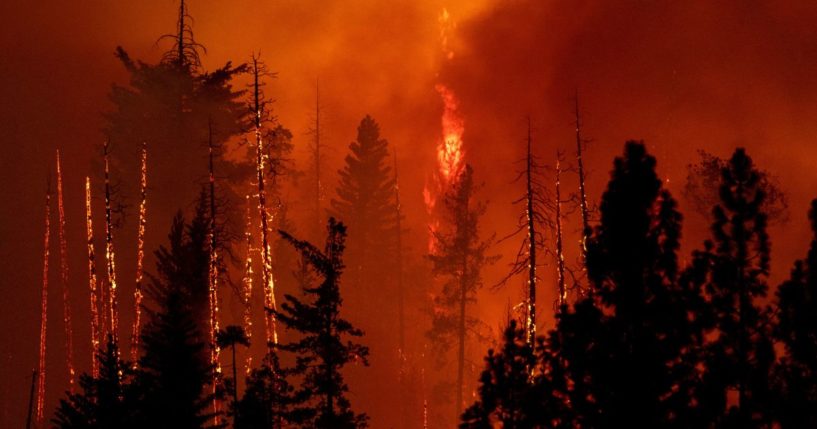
[216,326,250,428]
[106,0,248,233]
[690,148,775,428]
[274,218,370,428]
[137,209,219,428]
[773,199,817,427]
[237,353,296,429]
[330,115,397,293]
[460,320,561,429]
[558,142,696,428]
[427,165,495,420]
[53,339,136,429]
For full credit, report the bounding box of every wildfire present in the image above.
[255,120,279,349]
[86,177,100,377]
[56,151,76,391]
[131,143,147,363]
[36,184,50,424]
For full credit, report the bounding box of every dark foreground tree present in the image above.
[237,354,296,429]
[555,142,699,428]
[216,326,250,428]
[687,148,775,428]
[773,199,817,428]
[53,339,136,429]
[273,218,370,428]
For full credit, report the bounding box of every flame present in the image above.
[243,196,254,375]
[255,123,279,349]
[131,143,147,364]
[56,151,75,391]
[36,186,50,424]
[85,177,100,377]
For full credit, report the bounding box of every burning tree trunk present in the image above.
[36,183,51,425]
[56,150,75,391]
[309,81,324,241]
[130,142,147,363]
[85,177,100,377]
[103,140,119,342]
[242,196,254,375]
[250,54,279,349]
[554,154,567,308]
[207,121,222,422]
[575,96,591,270]
[393,151,406,357]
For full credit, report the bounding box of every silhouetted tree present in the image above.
[460,320,563,429]
[558,142,698,428]
[106,0,248,233]
[427,165,495,420]
[684,149,788,224]
[216,326,250,428]
[53,339,136,429]
[330,115,397,293]
[237,354,296,429]
[688,148,775,428]
[273,218,370,428]
[773,199,817,428]
[138,210,220,428]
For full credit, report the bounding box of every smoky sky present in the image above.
[3,0,817,426]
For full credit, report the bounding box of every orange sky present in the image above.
[2,1,817,427]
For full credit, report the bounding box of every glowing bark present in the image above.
[85,177,100,377]
[103,140,119,341]
[56,151,75,391]
[36,185,51,424]
[130,143,147,363]
[242,196,254,375]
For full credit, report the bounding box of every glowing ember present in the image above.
[255,114,279,349]
[242,196,254,375]
[85,177,100,377]
[36,184,50,424]
[56,150,75,391]
[103,140,119,341]
[130,143,147,363]
[207,132,221,377]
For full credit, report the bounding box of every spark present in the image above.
[242,196,254,375]
[85,177,100,377]
[130,143,147,363]
[36,183,51,424]
[103,140,119,342]
[56,151,75,391]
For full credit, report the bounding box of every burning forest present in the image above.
[5,1,817,428]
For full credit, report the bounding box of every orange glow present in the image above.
[255,122,279,349]
[85,177,100,377]
[56,150,75,391]
[36,185,50,424]
[130,143,147,364]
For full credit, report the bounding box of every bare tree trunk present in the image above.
[575,95,591,269]
[524,119,538,343]
[56,150,75,391]
[131,143,148,364]
[555,154,567,308]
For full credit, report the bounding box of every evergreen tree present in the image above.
[460,320,562,429]
[330,115,397,292]
[105,0,248,233]
[236,354,297,429]
[689,148,775,428]
[53,340,136,429]
[773,199,817,427]
[273,218,370,428]
[216,326,250,428]
[427,165,495,420]
[557,142,697,428]
[137,210,219,428]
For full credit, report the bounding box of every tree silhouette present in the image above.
[687,148,775,427]
[53,339,136,429]
[237,354,296,429]
[427,164,496,421]
[558,142,698,428]
[773,199,817,428]
[330,115,397,295]
[273,218,370,428]
[216,326,250,428]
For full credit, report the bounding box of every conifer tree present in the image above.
[138,210,219,428]
[273,218,370,428]
[427,165,495,420]
[689,148,775,428]
[557,142,696,428]
[53,340,136,429]
[236,354,297,429]
[331,115,397,292]
[773,199,817,427]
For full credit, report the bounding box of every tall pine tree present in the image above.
[273,218,370,428]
